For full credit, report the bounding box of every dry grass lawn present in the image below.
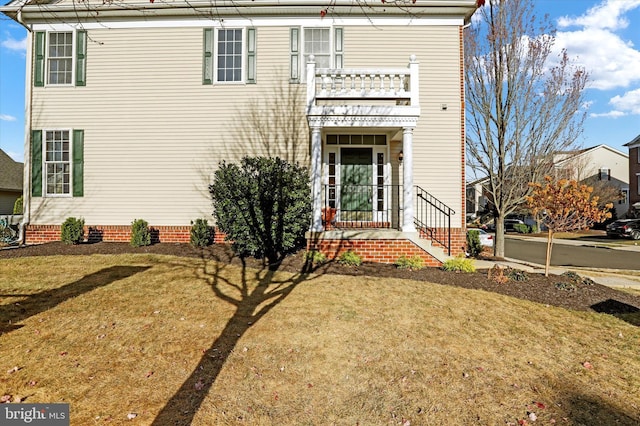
[1,254,639,425]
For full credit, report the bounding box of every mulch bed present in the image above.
[2,242,639,321]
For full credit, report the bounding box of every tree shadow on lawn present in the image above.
[591,299,640,326]
[0,265,150,335]
[151,242,342,426]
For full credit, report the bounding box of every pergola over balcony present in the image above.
[306,56,422,234]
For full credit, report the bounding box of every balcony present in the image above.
[306,55,421,128]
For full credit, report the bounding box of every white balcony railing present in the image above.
[306,55,420,110]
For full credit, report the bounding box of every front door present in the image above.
[340,148,373,221]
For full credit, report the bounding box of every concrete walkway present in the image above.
[473,235,640,290]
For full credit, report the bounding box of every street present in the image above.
[505,237,640,270]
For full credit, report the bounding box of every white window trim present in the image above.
[43,129,73,197]
[213,27,246,84]
[45,31,76,87]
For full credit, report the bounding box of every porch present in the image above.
[305,56,458,262]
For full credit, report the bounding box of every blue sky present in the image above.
[1,0,640,163]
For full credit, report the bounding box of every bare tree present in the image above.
[465,0,588,257]
[527,176,612,276]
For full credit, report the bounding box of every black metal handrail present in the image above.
[414,185,455,255]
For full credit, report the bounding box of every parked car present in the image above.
[468,228,494,247]
[605,219,640,240]
[504,219,525,232]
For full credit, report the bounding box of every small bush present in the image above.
[529,224,539,234]
[441,255,475,273]
[505,267,529,282]
[466,229,483,258]
[338,250,362,267]
[561,271,595,286]
[12,196,23,215]
[61,217,85,245]
[130,219,151,247]
[190,218,213,247]
[555,282,577,292]
[305,250,327,265]
[513,223,530,234]
[395,255,425,270]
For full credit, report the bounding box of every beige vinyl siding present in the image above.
[31,26,309,226]
[344,25,464,227]
[30,24,465,229]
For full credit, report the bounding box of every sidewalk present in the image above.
[474,235,640,289]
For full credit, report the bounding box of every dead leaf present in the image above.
[1,395,11,403]
[7,366,19,374]
[535,402,546,409]
[127,413,137,420]
[145,371,154,378]
[28,380,37,386]
[59,351,68,356]
[583,361,593,369]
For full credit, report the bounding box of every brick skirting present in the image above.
[25,224,466,265]
[24,224,226,245]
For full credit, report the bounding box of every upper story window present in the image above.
[34,30,87,87]
[216,29,242,82]
[599,168,611,181]
[203,27,256,85]
[305,28,331,68]
[290,26,343,83]
[48,32,73,85]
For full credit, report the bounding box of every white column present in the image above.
[402,127,417,233]
[310,125,323,232]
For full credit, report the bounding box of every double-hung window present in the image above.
[34,30,87,87]
[203,27,256,85]
[31,129,84,197]
[45,130,71,195]
[290,27,343,82]
[47,33,73,85]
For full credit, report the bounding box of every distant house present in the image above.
[624,134,640,215]
[0,149,23,215]
[553,144,629,218]
[466,144,629,219]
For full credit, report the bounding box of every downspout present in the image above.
[16,8,33,245]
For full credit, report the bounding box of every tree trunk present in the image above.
[493,214,506,258]
[545,228,554,277]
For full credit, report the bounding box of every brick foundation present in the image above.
[25,224,465,266]
[307,228,466,267]
[24,224,214,245]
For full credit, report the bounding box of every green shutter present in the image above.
[31,130,43,196]
[334,27,343,68]
[34,32,45,87]
[289,27,300,83]
[246,27,256,84]
[203,28,213,85]
[76,30,87,86]
[72,130,84,197]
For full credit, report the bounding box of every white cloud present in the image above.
[1,35,27,53]
[590,110,626,118]
[0,114,17,121]
[550,1,640,91]
[557,0,640,31]
[610,88,640,114]
[553,29,640,90]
